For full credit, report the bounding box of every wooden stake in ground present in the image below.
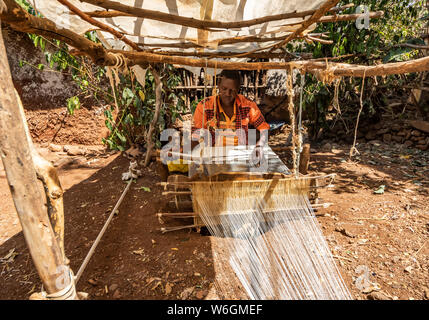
[144,66,163,167]
[0,20,74,297]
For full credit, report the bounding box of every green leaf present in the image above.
[383,47,414,63]
[122,87,135,107]
[140,186,151,192]
[66,96,81,115]
[116,131,127,143]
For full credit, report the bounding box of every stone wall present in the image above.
[2,25,108,145]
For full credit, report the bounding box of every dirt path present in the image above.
[0,142,428,300]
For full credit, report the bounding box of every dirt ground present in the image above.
[0,138,428,300]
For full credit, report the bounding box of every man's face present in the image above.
[219,78,239,106]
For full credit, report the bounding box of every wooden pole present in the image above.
[271,0,340,51]
[57,0,141,51]
[81,0,354,31]
[144,66,163,167]
[1,0,427,76]
[0,21,73,295]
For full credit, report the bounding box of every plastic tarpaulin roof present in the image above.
[29,0,327,52]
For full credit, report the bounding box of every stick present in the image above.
[75,177,133,283]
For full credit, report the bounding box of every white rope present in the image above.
[39,268,77,300]
[295,72,305,178]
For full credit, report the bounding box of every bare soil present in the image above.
[0,140,428,300]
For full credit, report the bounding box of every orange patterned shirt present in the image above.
[192,94,269,146]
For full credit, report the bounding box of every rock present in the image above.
[404,266,413,273]
[53,158,72,168]
[365,131,377,140]
[397,130,407,136]
[392,135,403,143]
[403,140,413,148]
[195,290,207,300]
[88,279,98,286]
[369,140,382,146]
[411,130,421,137]
[391,124,401,131]
[416,144,428,151]
[77,292,89,300]
[49,144,62,152]
[405,131,412,140]
[376,128,390,135]
[86,146,105,156]
[335,226,356,238]
[424,287,429,300]
[63,145,85,156]
[112,289,121,299]
[322,142,332,151]
[383,134,392,143]
[367,292,391,300]
[109,284,118,292]
[409,120,429,134]
[373,123,383,130]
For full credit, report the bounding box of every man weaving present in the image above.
[191,70,270,163]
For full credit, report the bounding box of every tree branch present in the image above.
[80,0,351,31]
[57,0,141,51]
[0,0,116,65]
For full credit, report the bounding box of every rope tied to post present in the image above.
[30,267,78,300]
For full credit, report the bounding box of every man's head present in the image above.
[218,70,241,107]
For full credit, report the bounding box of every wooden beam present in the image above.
[81,0,354,31]
[0,20,72,295]
[137,33,331,50]
[271,0,340,50]
[283,11,384,27]
[2,1,427,77]
[115,48,299,60]
[0,0,116,66]
[306,56,429,77]
[57,0,141,51]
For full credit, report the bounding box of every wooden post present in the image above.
[144,66,163,166]
[299,143,310,175]
[0,21,74,296]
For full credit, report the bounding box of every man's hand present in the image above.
[250,145,264,167]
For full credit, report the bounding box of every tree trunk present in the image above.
[0,21,73,296]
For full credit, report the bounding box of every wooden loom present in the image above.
[157,146,335,233]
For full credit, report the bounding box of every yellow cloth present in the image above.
[167,159,189,173]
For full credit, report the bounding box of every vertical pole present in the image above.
[144,66,163,167]
[286,67,297,176]
[0,20,72,295]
